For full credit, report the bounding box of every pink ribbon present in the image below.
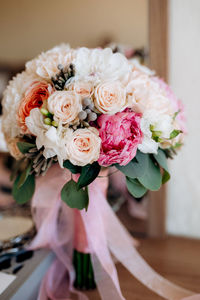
[30,165,198,300]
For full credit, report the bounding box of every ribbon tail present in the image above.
[80,177,125,300]
[97,181,194,300]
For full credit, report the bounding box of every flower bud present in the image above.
[88,112,97,122]
[82,97,91,107]
[44,118,52,125]
[78,110,87,121]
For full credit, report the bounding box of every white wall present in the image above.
[0,0,147,63]
[167,0,200,237]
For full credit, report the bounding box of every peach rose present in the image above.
[66,127,101,166]
[94,81,127,114]
[18,81,53,133]
[73,81,93,98]
[48,91,82,125]
[7,137,24,160]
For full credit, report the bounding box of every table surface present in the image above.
[81,236,200,300]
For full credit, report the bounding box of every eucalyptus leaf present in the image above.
[137,155,162,191]
[115,151,148,178]
[12,174,35,204]
[63,160,81,174]
[126,177,147,198]
[61,179,89,210]
[153,148,168,172]
[17,142,35,154]
[18,163,32,188]
[77,162,101,189]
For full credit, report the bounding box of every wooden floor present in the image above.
[82,236,200,300]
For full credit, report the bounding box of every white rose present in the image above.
[48,91,82,125]
[94,81,127,114]
[66,127,101,166]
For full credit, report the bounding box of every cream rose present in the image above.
[94,81,127,115]
[73,81,93,98]
[66,127,101,166]
[48,91,82,125]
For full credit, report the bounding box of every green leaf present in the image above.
[61,179,89,210]
[173,109,181,120]
[153,149,170,185]
[18,163,32,188]
[153,148,168,172]
[77,162,101,189]
[169,130,181,139]
[162,169,170,184]
[126,177,147,198]
[12,174,35,204]
[137,156,162,191]
[63,160,81,174]
[17,142,35,154]
[10,158,25,181]
[115,151,148,178]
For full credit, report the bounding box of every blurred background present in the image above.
[0,0,199,239]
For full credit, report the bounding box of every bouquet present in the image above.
[2,45,185,206]
[2,45,194,300]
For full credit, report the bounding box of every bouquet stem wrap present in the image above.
[30,165,197,300]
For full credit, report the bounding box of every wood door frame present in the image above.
[147,0,168,238]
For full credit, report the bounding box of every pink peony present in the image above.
[97,110,143,166]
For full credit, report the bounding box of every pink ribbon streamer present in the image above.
[30,165,198,300]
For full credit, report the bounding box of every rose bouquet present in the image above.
[2,45,191,300]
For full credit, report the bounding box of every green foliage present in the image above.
[153,149,168,172]
[115,150,148,178]
[77,162,101,189]
[162,169,170,184]
[169,129,181,139]
[12,174,35,204]
[63,160,81,174]
[61,179,89,210]
[17,142,35,154]
[137,155,162,191]
[153,149,170,184]
[17,163,32,188]
[126,177,147,198]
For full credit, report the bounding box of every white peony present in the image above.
[94,81,127,114]
[48,91,82,125]
[66,127,101,166]
[0,117,8,152]
[73,47,131,84]
[129,58,155,76]
[26,44,75,81]
[2,71,40,139]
